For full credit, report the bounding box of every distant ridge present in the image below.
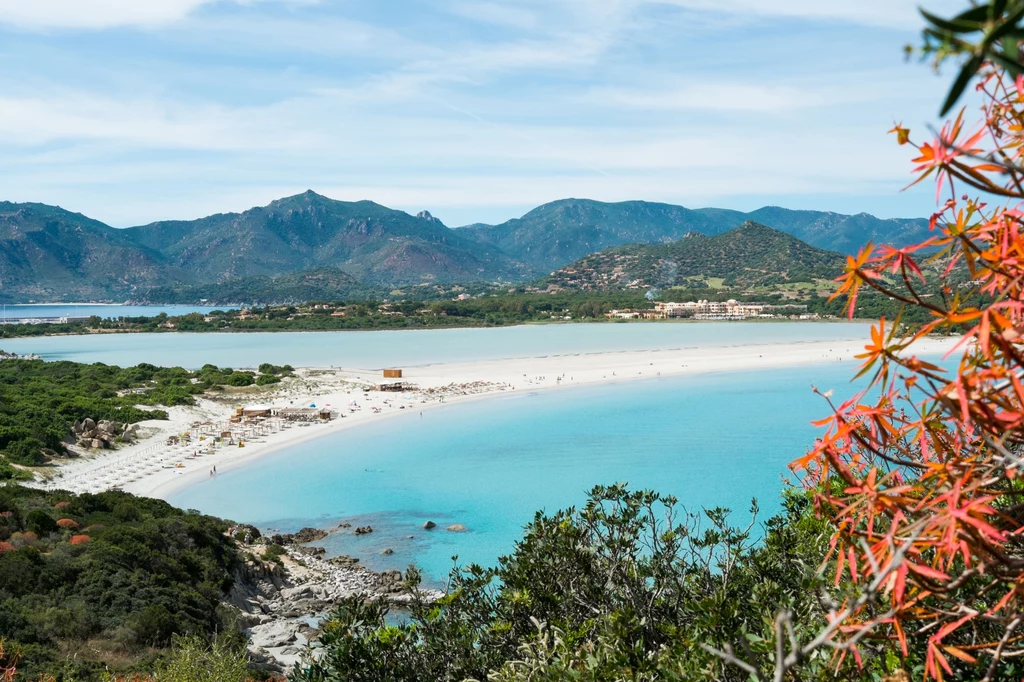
[0,193,924,303]
[455,198,928,273]
[543,221,846,291]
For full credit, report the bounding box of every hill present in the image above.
[544,221,846,291]
[0,202,185,303]
[0,194,923,303]
[456,198,927,273]
[127,191,531,287]
[0,193,532,302]
[133,267,390,305]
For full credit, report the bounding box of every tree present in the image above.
[298,486,851,682]
[705,2,1024,680]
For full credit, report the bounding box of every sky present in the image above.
[0,0,966,227]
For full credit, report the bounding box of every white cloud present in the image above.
[0,93,321,149]
[642,0,965,28]
[0,0,213,29]
[445,1,539,29]
[590,82,837,112]
[0,0,316,30]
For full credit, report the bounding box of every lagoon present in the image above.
[0,321,872,368]
[169,362,853,584]
[0,304,232,322]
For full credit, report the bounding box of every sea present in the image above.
[0,321,871,368]
[2,322,876,584]
[169,363,855,585]
[0,304,232,323]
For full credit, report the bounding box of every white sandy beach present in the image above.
[32,335,961,501]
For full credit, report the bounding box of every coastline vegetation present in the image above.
[0,486,252,681]
[0,289,933,341]
[0,360,287,470]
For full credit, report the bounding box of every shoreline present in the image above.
[32,335,961,502]
[1,318,874,342]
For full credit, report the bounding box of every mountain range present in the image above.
[544,221,846,292]
[0,192,928,303]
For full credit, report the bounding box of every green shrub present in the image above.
[224,372,255,387]
[3,439,47,466]
[262,543,286,565]
[0,458,31,482]
[255,374,280,386]
[0,486,239,681]
[155,634,252,682]
[25,510,57,536]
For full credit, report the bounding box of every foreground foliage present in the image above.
[299,486,860,681]
[0,486,242,681]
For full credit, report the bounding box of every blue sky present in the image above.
[0,0,964,227]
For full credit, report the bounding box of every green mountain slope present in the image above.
[0,194,923,303]
[457,198,927,272]
[544,221,846,291]
[134,266,389,305]
[0,202,186,303]
[128,191,531,286]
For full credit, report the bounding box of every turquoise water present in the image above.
[0,304,232,322]
[0,322,870,369]
[169,363,856,584]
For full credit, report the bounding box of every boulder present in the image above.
[249,621,300,649]
[90,439,105,449]
[271,527,328,545]
[381,548,394,555]
[446,524,467,532]
[233,524,262,544]
[82,418,96,432]
[280,585,313,600]
[353,525,373,535]
[422,521,436,530]
[72,420,84,435]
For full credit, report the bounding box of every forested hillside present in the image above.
[544,221,845,291]
[0,194,923,303]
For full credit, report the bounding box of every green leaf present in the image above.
[920,8,983,34]
[940,54,984,116]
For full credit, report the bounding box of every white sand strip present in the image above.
[32,336,960,501]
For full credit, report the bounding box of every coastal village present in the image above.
[606,300,819,321]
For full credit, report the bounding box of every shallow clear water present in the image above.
[169,363,857,584]
[0,321,871,369]
[0,304,233,322]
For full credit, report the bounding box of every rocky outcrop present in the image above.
[353,525,373,535]
[226,536,443,674]
[447,524,467,532]
[71,418,139,450]
[423,520,437,530]
[269,527,329,545]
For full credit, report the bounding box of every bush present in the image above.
[155,634,253,682]
[224,372,255,387]
[0,486,239,680]
[25,510,57,537]
[262,544,286,565]
[255,374,280,386]
[3,439,47,466]
[299,486,842,682]
[0,458,31,482]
